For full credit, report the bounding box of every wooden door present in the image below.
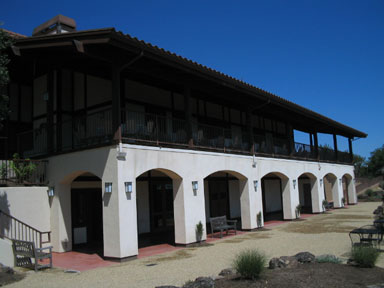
[150,181,174,232]
[303,183,312,212]
[209,180,229,218]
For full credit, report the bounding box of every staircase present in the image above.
[0,210,51,248]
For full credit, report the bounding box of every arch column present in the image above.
[174,176,206,244]
[333,178,343,208]
[311,179,322,213]
[283,178,296,220]
[239,179,258,229]
[50,182,72,252]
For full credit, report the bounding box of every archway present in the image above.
[136,169,181,248]
[342,174,353,205]
[204,171,244,224]
[70,172,103,254]
[298,173,317,213]
[261,172,289,221]
[323,173,338,207]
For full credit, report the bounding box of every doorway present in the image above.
[71,188,103,254]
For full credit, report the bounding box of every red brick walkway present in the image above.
[48,213,316,271]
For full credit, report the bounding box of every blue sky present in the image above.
[1,0,383,159]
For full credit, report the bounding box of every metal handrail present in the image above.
[0,209,51,248]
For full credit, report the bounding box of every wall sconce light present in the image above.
[105,182,112,193]
[293,179,297,189]
[192,181,198,192]
[48,187,55,197]
[339,178,342,186]
[253,180,258,192]
[320,179,323,187]
[125,182,133,193]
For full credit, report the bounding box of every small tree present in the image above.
[295,204,302,218]
[195,221,204,243]
[0,28,13,127]
[256,212,262,228]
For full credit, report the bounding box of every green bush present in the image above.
[233,249,267,279]
[315,254,342,264]
[365,189,374,197]
[351,246,380,268]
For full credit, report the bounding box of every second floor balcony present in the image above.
[16,108,353,164]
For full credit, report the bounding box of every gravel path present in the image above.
[7,202,384,288]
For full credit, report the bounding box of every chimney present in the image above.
[32,15,76,36]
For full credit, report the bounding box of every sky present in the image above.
[1,0,383,159]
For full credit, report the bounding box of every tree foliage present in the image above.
[353,154,368,177]
[368,145,384,176]
[0,28,13,126]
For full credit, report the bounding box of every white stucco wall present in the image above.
[228,180,241,218]
[45,143,356,259]
[0,187,50,234]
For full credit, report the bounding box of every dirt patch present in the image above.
[0,269,25,287]
[144,249,194,263]
[330,214,373,220]
[215,263,384,288]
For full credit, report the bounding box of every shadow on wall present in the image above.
[0,191,11,238]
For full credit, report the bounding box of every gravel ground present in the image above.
[7,202,384,288]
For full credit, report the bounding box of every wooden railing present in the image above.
[0,210,51,248]
[15,108,353,164]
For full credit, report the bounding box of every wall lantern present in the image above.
[125,182,133,193]
[253,180,258,192]
[320,179,323,187]
[105,182,112,193]
[48,187,55,197]
[293,179,297,189]
[192,181,198,192]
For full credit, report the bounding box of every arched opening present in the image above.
[70,172,103,255]
[298,173,317,213]
[261,172,289,221]
[203,171,243,224]
[342,174,353,205]
[323,173,338,207]
[136,169,180,248]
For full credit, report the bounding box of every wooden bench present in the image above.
[209,216,237,238]
[12,240,53,272]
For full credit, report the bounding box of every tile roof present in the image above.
[1,28,27,39]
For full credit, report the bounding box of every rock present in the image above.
[218,268,235,276]
[269,256,298,269]
[155,286,180,288]
[294,252,315,263]
[183,277,215,288]
[64,269,80,274]
[367,284,384,288]
[316,254,340,263]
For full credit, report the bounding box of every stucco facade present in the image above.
[45,143,356,259]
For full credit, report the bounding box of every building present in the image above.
[0,15,366,262]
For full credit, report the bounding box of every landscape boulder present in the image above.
[218,268,235,276]
[294,252,315,263]
[269,256,298,269]
[183,277,215,288]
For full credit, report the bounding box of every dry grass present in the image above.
[143,249,194,263]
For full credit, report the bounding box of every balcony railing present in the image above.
[0,159,48,185]
[16,108,353,164]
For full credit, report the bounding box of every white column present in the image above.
[311,179,323,213]
[50,183,72,252]
[254,178,264,227]
[239,179,257,229]
[103,151,138,259]
[282,178,296,220]
[174,177,206,244]
[332,178,343,208]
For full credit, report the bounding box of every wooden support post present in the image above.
[333,134,338,161]
[246,108,254,154]
[348,137,353,162]
[184,86,193,147]
[288,124,295,155]
[56,69,62,152]
[47,69,54,154]
[314,132,319,160]
[112,66,121,143]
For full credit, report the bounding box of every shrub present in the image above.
[379,181,384,190]
[366,189,374,197]
[233,249,267,279]
[351,246,380,268]
[195,221,204,242]
[257,212,262,228]
[315,254,342,264]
